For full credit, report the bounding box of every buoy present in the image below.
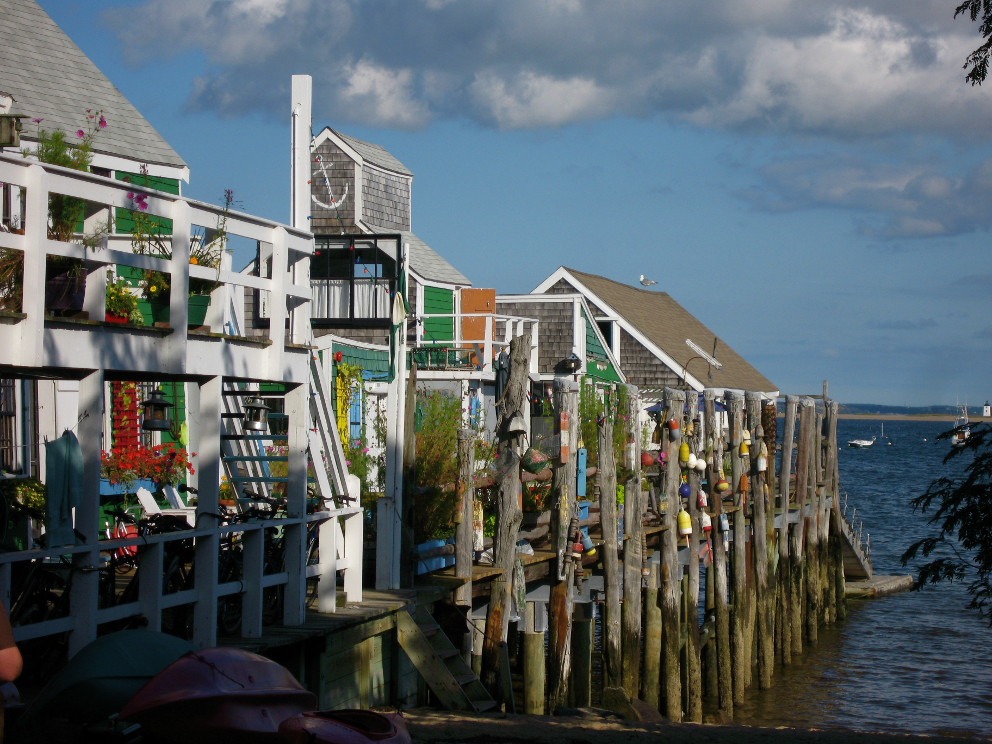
[679,481,692,499]
[641,452,657,468]
[757,442,768,472]
[698,490,708,509]
[701,511,712,533]
[687,452,698,469]
[715,478,730,494]
[581,532,595,554]
[739,474,748,494]
[719,512,730,550]
[679,442,690,463]
[739,440,749,457]
[678,507,692,536]
[695,458,707,473]
[668,418,679,431]
[743,429,752,445]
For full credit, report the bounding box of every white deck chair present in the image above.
[135,487,196,527]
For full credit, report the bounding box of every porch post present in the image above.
[283,382,308,625]
[192,376,221,648]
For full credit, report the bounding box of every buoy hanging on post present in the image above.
[678,506,692,549]
[700,511,713,565]
[679,441,690,464]
[695,457,706,474]
[698,490,708,509]
[687,452,697,469]
[757,441,768,472]
[679,481,692,500]
[719,512,730,551]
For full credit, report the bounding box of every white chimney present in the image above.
[290,75,312,231]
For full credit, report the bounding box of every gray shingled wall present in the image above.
[546,278,607,316]
[311,139,357,234]
[618,328,680,389]
[496,300,573,374]
[361,167,411,231]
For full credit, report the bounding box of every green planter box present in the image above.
[137,295,211,327]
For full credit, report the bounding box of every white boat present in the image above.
[952,405,970,448]
[847,435,876,448]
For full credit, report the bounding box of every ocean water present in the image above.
[731,418,992,737]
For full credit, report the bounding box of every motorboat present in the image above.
[847,436,876,449]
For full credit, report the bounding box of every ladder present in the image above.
[396,607,497,713]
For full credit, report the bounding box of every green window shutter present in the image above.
[115,171,179,236]
[422,286,454,343]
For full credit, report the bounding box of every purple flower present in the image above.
[137,202,147,211]
[98,116,107,129]
[345,460,352,466]
[361,447,369,454]
[76,129,84,138]
[31,118,43,124]
[126,192,134,200]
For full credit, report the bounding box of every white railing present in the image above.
[414,312,539,374]
[0,154,313,379]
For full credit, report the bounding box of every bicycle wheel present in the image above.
[161,557,192,640]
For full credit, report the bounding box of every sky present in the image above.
[34,0,992,407]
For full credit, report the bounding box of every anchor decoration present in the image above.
[311,153,349,210]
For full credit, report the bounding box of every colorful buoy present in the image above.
[678,507,692,536]
[679,481,692,499]
[715,478,730,494]
[679,441,690,464]
[698,490,708,509]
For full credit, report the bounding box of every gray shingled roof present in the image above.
[0,0,186,169]
[367,227,470,286]
[559,268,777,393]
[331,129,412,176]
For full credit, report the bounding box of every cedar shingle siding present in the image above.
[618,328,680,389]
[310,139,357,233]
[496,300,573,374]
[362,167,410,231]
[547,278,606,316]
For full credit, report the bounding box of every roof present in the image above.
[552,268,777,394]
[367,228,471,286]
[330,129,412,176]
[0,0,186,170]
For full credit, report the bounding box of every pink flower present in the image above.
[126,192,134,200]
[137,202,147,211]
[76,129,84,138]
[31,118,43,124]
[345,460,352,466]
[99,116,107,129]
[361,447,369,454]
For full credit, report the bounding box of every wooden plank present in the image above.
[455,429,475,607]
[396,610,471,711]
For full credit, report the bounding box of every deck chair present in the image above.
[135,487,196,527]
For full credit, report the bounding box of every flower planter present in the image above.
[104,313,128,324]
[45,269,87,313]
[137,295,211,327]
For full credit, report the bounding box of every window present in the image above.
[311,235,399,327]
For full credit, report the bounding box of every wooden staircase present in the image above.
[396,608,497,713]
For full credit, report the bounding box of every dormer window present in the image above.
[311,234,399,327]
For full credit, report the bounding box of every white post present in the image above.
[68,369,104,657]
[192,376,221,648]
[317,514,338,613]
[291,75,313,231]
[21,164,46,367]
[268,227,288,378]
[167,200,191,374]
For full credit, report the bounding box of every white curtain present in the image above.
[311,279,349,318]
[353,281,389,319]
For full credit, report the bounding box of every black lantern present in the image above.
[243,396,270,432]
[563,354,583,373]
[141,388,174,431]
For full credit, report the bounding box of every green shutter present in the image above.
[422,286,454,343]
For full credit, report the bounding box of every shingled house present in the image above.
[531,267,778,401]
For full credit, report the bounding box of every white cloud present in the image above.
[469,70,613,128]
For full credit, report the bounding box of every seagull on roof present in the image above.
[639,275,657,287]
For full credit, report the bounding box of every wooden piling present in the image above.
[660,387,684,722]
[621,384,643,699]
[547,377,580,710]
[778,395,798,666]
[704,389,732,716]
[747,394,772,690]
[684,390,703,722]
[481,334,530,697]
[523,603,546,715]
[598,416,622,689]
[704,562,718,700]
[572,603,594,707]
[805,408,821,645]
[790,398,814,658]
[725,390,746,705]
[642,559,661,708]
[455,429,475,609]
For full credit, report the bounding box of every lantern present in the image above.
[243,396,271,432]
[141,389,174,431]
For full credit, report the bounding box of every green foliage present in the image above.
[105,270,141,321]
[902,423,992,623]
[955,0,992,85]
[0,249,23,312]
[414,388,463,543]
[579,379,602,466]
[0,477,46,511]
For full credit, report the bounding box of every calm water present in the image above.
[731,418,992,737]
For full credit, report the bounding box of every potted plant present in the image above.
[104,271,143,325]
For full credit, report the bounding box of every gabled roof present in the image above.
[536,267,777,394]
[329,128,412,176]
[366,227,470,287]
[0,0,186,170]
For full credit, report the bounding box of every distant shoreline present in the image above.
[837,414,989,422]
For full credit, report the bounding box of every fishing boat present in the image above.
[847,435,876,449]
[952,405,971,448]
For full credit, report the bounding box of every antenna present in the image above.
[686,338,722,369]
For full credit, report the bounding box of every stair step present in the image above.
[454,672,478,686]
[419,622,440,637]
[472,700,498,713]
[434,648,459,660]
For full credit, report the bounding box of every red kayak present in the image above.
[279,710,411,744]
[119,646,316,743]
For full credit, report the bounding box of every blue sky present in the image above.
[37,0,992,407]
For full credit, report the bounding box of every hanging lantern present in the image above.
[679,481,692,499]
[678,507,692,536]
[687,452,698,469]
[141,389,174,431]
[701,511,712,534]
[243,396,271,432]
[679,441,690,464]
[698,490,708,509]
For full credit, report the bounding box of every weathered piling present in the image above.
[642,559,661,708]
[660,387,684,722]
[805,407,822,645]
[684,390,703,722]
[704,561,718,700]
[571,603,593,707]
[455,429,475,611]
[598,416,622,690]
[523,603,545,715]
[481,334,529,697]
[778,395,798,665]
[826,399,846,621]
[790,397,814,657]
[704,389,732,716]
[725,391,746,705]
[547,377,579,709]
[621,384,643,699]
[746,393,772,690]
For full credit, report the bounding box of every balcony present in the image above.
[410,312,539,378]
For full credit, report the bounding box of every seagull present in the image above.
[639,274,657,287]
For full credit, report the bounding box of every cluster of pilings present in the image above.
[472,356,847,720]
